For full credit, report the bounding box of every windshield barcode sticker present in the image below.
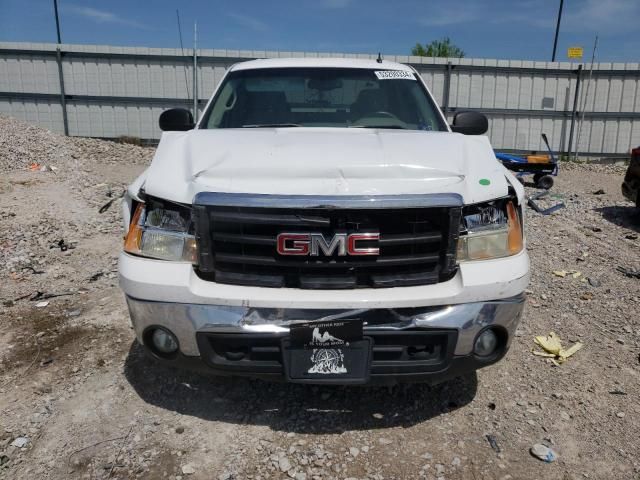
[374,70,416,80]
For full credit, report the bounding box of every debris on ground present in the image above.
[552,270,582,279]
[10,437,30,448]
[486,434,501,453]
[617,266,640,279]
[533,332,583,365]
[587,277,602,287]
[528,191,566,215]
[530,444,557,463]
[609,389,627,395]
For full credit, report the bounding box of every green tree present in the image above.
[411,37,465,58]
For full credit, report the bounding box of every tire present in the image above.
[537,175,554,190]
[533,173,543,184]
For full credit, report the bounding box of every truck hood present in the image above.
[141,128,512,205]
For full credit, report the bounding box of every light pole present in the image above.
[551,0,564,62]
[53,0,69,135]
[53,0,62,44]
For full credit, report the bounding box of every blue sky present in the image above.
[1,0,638,62]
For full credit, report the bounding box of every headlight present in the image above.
[124,198,198,263]
[457,200,523,261]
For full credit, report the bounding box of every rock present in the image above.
[11,437,29,448]
[530,444,557,462]
[435,463,445,475]
[349,447,360,457]
[372,413,384,419]
[452,457,461,467]
[279,456,292,472]
[592,189,605,195]
[378,438,393,445]
[587,277,601,287]
[181,464,196,475]
[175,426,185,434]
[616,412,625,418]
[294,473,307,480]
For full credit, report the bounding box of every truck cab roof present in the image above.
[229,57,415,73]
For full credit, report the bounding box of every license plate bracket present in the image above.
[283,319,371,384]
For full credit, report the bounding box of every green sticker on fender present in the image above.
[479,179,491,186]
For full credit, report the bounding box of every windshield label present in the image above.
[374,70,416,80]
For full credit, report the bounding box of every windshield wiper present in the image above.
[242,123,301,128]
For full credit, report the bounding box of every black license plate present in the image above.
[283,320,371,384]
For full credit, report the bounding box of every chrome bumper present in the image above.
[125,294,525,357]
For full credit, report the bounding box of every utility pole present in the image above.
[53,0,62,44]
[574,35,598,162]
[192,22,198,122]
[551,0,564,62]
[53,0,69,135]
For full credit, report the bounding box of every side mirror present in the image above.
[159,108,194,131]
[450,111,488,135]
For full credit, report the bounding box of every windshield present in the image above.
[201,67,447,131]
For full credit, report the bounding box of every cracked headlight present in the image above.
[457,200,523,261]
[124,198,198,263]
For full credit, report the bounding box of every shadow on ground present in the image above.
[123,342,478,434]
[595,205,640,232]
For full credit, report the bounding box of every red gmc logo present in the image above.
[277,232,380,256]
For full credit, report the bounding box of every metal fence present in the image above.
[1,41,639,157]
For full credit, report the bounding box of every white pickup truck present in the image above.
[119,58,529,385]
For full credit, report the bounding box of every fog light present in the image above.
[151,328,178,354]
[474,329,498,357]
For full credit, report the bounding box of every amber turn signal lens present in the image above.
[124,203,145,254]
[506,201,523,255]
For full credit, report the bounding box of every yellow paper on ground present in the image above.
[533,332,583,364]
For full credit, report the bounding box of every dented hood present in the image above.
[141,128,511,205]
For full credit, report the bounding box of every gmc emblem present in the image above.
[277,232,380,256]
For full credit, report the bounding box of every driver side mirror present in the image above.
[159,108,195,131]
[450,111,488,135]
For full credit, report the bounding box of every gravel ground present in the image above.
[1,115,639,480]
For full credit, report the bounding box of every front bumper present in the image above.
[125,293,525,383]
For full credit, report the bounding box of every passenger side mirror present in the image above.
[450,111,488,135]
[159,108,195,131]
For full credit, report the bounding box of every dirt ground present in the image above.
[1,116,639,480]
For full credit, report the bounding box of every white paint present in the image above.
[141,129,511,206]
[230,57,415,73]
[118,250,529,309]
